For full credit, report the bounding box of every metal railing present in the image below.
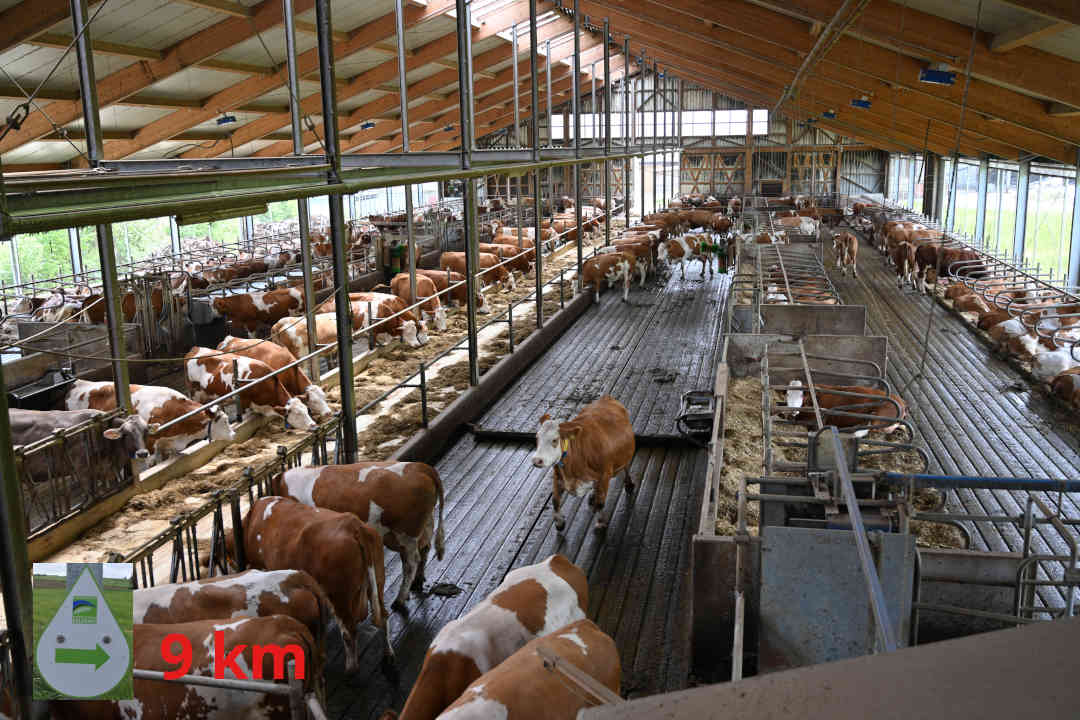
[13,408,135,537]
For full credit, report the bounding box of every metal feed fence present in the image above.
[14,408,135,538]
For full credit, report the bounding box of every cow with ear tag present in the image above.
[532,396,635,533]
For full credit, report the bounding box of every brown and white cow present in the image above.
[212,287,305,336]
[890,241,917,289]
[134,568,330,659]
[727,196,743,216]
[477,242,534,275]
[270,461,445,613]
[658,234,714,279]
[271,312,362,361]
[832,231,859,278]
[783,380,907,437]
[439,251,515,291]
[236,496,390,672]
[379,555,588,720]
[9,408,151,482]
[581,253,634,303]
[50,616,318,720]
[389,273,448,332]
[432,619,619,720]
[217,336,332,419]
[1051,368,1080,408]
[185,347,317,430]
[317,292,428,347]
[66,380,234,466]
[532,396,635,533]
[415,269,490,314]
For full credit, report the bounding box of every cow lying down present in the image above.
[782,380,907,437]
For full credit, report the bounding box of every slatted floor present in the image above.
[474,268,730,438]
[824,234,1080,609]
[324,269,724,719]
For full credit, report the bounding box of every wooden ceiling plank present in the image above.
[995,0,1080,27]
[173,0,252,19]
[28,32,163,60]
[0,0,72,55]
[0,0,317,156]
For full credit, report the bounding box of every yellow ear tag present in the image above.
[561,437,569,454]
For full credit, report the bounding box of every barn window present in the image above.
[1025,164,1076,280]
[984,161,1018,254]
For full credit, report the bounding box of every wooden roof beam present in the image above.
[613,0,1080,148]
[217,1,563,158]
[0,0,80,55]
[995,0,1080,26]
[0,0,318,156]
[99,0,462,159]
[990,17,1071,52]
[754,0,1080,112]
[1047,102,1080,116]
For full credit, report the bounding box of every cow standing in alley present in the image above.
[832,231,859,278]
[532,396,635,533]
[432,619,620,720]
[581,253,635,303]
[184,347,317,430]
[235,496,391,673]
[66,380,234,465]
[270,461,445,613]
[217,336,332,419]
[379,555,588,720]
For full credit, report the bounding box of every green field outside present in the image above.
[31,584,133,700]
[950,205,1073,280]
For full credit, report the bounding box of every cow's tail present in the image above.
[433,469,446,561]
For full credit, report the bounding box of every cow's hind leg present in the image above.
[392,537,421,615]
[622,465,635,494]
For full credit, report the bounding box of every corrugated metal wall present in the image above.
[837,149,887,196]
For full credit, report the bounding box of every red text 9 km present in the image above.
[161,631,306,680]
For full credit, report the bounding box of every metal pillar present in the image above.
[529,0,543,328]
[639,56,646,218]
[457,0,473,169]
[71,0,131,412]
[661,70,667,208]
[313,0,357,462]
[676,75,682,199]
[8,240,20,287]
[284,0,320,383]
[603,19,611,245]
[1014,158,1030,260]
[465,1,475,154]
[1069,149,1080,287]
[395,0,417,305]
[68,227,82,275]
[545,39,554,211]
[0,357,32,720]
[512,23,520,148]
[456,0,479,385]
[573,0,583,278]
[591,62,597,144]
[974,155,989,246]
[623,37,631,225]
[652,62,658,214]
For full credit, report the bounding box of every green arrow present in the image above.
[55,645,109,670]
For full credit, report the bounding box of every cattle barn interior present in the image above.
[0,0,1079,717]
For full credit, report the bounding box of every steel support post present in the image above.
[652,62,658,214]
[603,20,611,245]
[457,0,474,170]
[395,0,417,305]
[1014,158,1030,260]
[68,227,82,275]
[529,0,543,327]
[1069,149,1080,288]
[285,0,320,382]
[8,241,19,287]
[660,69,666,209]
[512,23,520,148]
[456,0,479,385]
[545,39,554,210]
[623,37,631,224]
[465,2,476,154]
[169,217,181,257]
[573,0,583,278]
[314,0,357,463]
[974,155,989,245]
[639,57,646,219]
[591,63,597,144]
[464,178,480,386]
[71,0,131,412]
[0,333,32,720]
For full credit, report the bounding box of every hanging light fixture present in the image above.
[216,113,237,126]
[823,109,837,119]
[850,95,871,109]
[919,62,957,86]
